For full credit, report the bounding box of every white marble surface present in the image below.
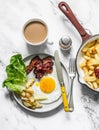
[1,0,99,130]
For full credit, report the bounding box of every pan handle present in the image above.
[58,2,91,43]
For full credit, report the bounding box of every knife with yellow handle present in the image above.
[54,50,69,112]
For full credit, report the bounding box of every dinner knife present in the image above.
[54,50,69,112]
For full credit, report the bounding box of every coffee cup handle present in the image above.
[47,40,54,45]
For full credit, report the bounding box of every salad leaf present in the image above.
[2,54,27,93]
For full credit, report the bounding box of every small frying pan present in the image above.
[58,2,99,92]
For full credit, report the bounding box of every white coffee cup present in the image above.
[23,18,53,46]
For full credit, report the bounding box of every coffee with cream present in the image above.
[24,21,48,44]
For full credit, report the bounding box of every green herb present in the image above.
[2,54,27,93]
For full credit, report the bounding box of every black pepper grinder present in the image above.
[59,35,72,51]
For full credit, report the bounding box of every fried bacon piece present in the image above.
[26,56,40,74]
[26,56,54,79]
[33,59,44,79]
[42,57,53,74]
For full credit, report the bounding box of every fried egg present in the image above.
[40,76,56,94]
[32,67,61,104]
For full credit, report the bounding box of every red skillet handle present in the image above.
[58,2,91,43]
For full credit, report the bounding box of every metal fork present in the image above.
[69,58,76,112]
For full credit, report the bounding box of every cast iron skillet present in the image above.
[58,2,99,92]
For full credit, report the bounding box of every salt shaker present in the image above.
[59,35,72,51]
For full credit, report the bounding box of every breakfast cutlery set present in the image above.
[54,50,76,112]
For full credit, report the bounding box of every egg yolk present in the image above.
[40,76,56,93]
[35,82,40,87]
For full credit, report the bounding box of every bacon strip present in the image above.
[26,56,40,74]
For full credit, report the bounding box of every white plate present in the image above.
[13,53,69,113]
